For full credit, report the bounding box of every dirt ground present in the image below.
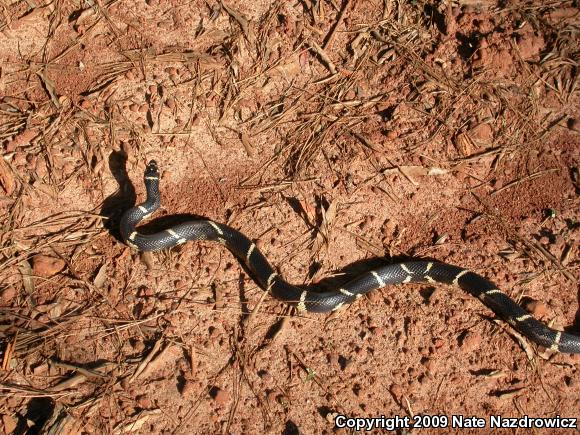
[1,0,579,434]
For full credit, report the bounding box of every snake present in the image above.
[120,160,580,354]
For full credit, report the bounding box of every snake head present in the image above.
[144,160,159,178]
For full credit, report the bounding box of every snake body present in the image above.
[120,161,580,354]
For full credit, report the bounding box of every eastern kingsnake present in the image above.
[120,161,580,354]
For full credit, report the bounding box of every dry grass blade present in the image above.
[490,168,559,196]
[239,131,255,157]
[129,339,163,382]
[1,336,16,370]
[38,404,83,435]
[347,228,385,258]
[50,361,116,392]
[18,260,35,297]
[0,108,28,141]
[370,29,457,93]
[82,62,133,97]
[322,0,352,50]
[36,69,61,108]
[312,199,337,257]
[496,388,526,400]
[93,263,107,288]
[50,359,110,379]
[1,211,104,273]
[531,241,576,282]
[478,370,507,379]
[113,409,162,434]
[0,382,73,398]
[308,40,338,75]
[0,157,16,195]
[221,1,250,40]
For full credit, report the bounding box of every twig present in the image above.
[50,359,110,379]
[322,0,352,50]
[308,40,337,74]
[50,362,116,392]
[242,289,269,331]
[129,339,163,381]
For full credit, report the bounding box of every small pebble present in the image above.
[266,390,278,404]
[524,300,548,318]
[259,371,273,382]
[459,331,481,352]
[165,98,176,109]
[389,384,403,401]
[136,395,152,408]
[422,358,435,373]
[131,340,145,353]
[13,152,27,166]
[2,415,17,434]
[0,287,16,304]
[208,326,219,338]
[212,388,230,406]
[33,255,66,277]
[157,20,172,30]
[469,122,493,142]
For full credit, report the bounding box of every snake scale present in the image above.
[120,160,580,354]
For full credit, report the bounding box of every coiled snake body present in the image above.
[120,161,580,354]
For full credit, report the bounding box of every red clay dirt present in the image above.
[0,1,579,434]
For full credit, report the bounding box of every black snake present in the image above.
[120,160,580,354]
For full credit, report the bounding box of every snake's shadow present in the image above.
[101,151,135,242]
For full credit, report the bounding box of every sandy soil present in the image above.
[0,0,579,434]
